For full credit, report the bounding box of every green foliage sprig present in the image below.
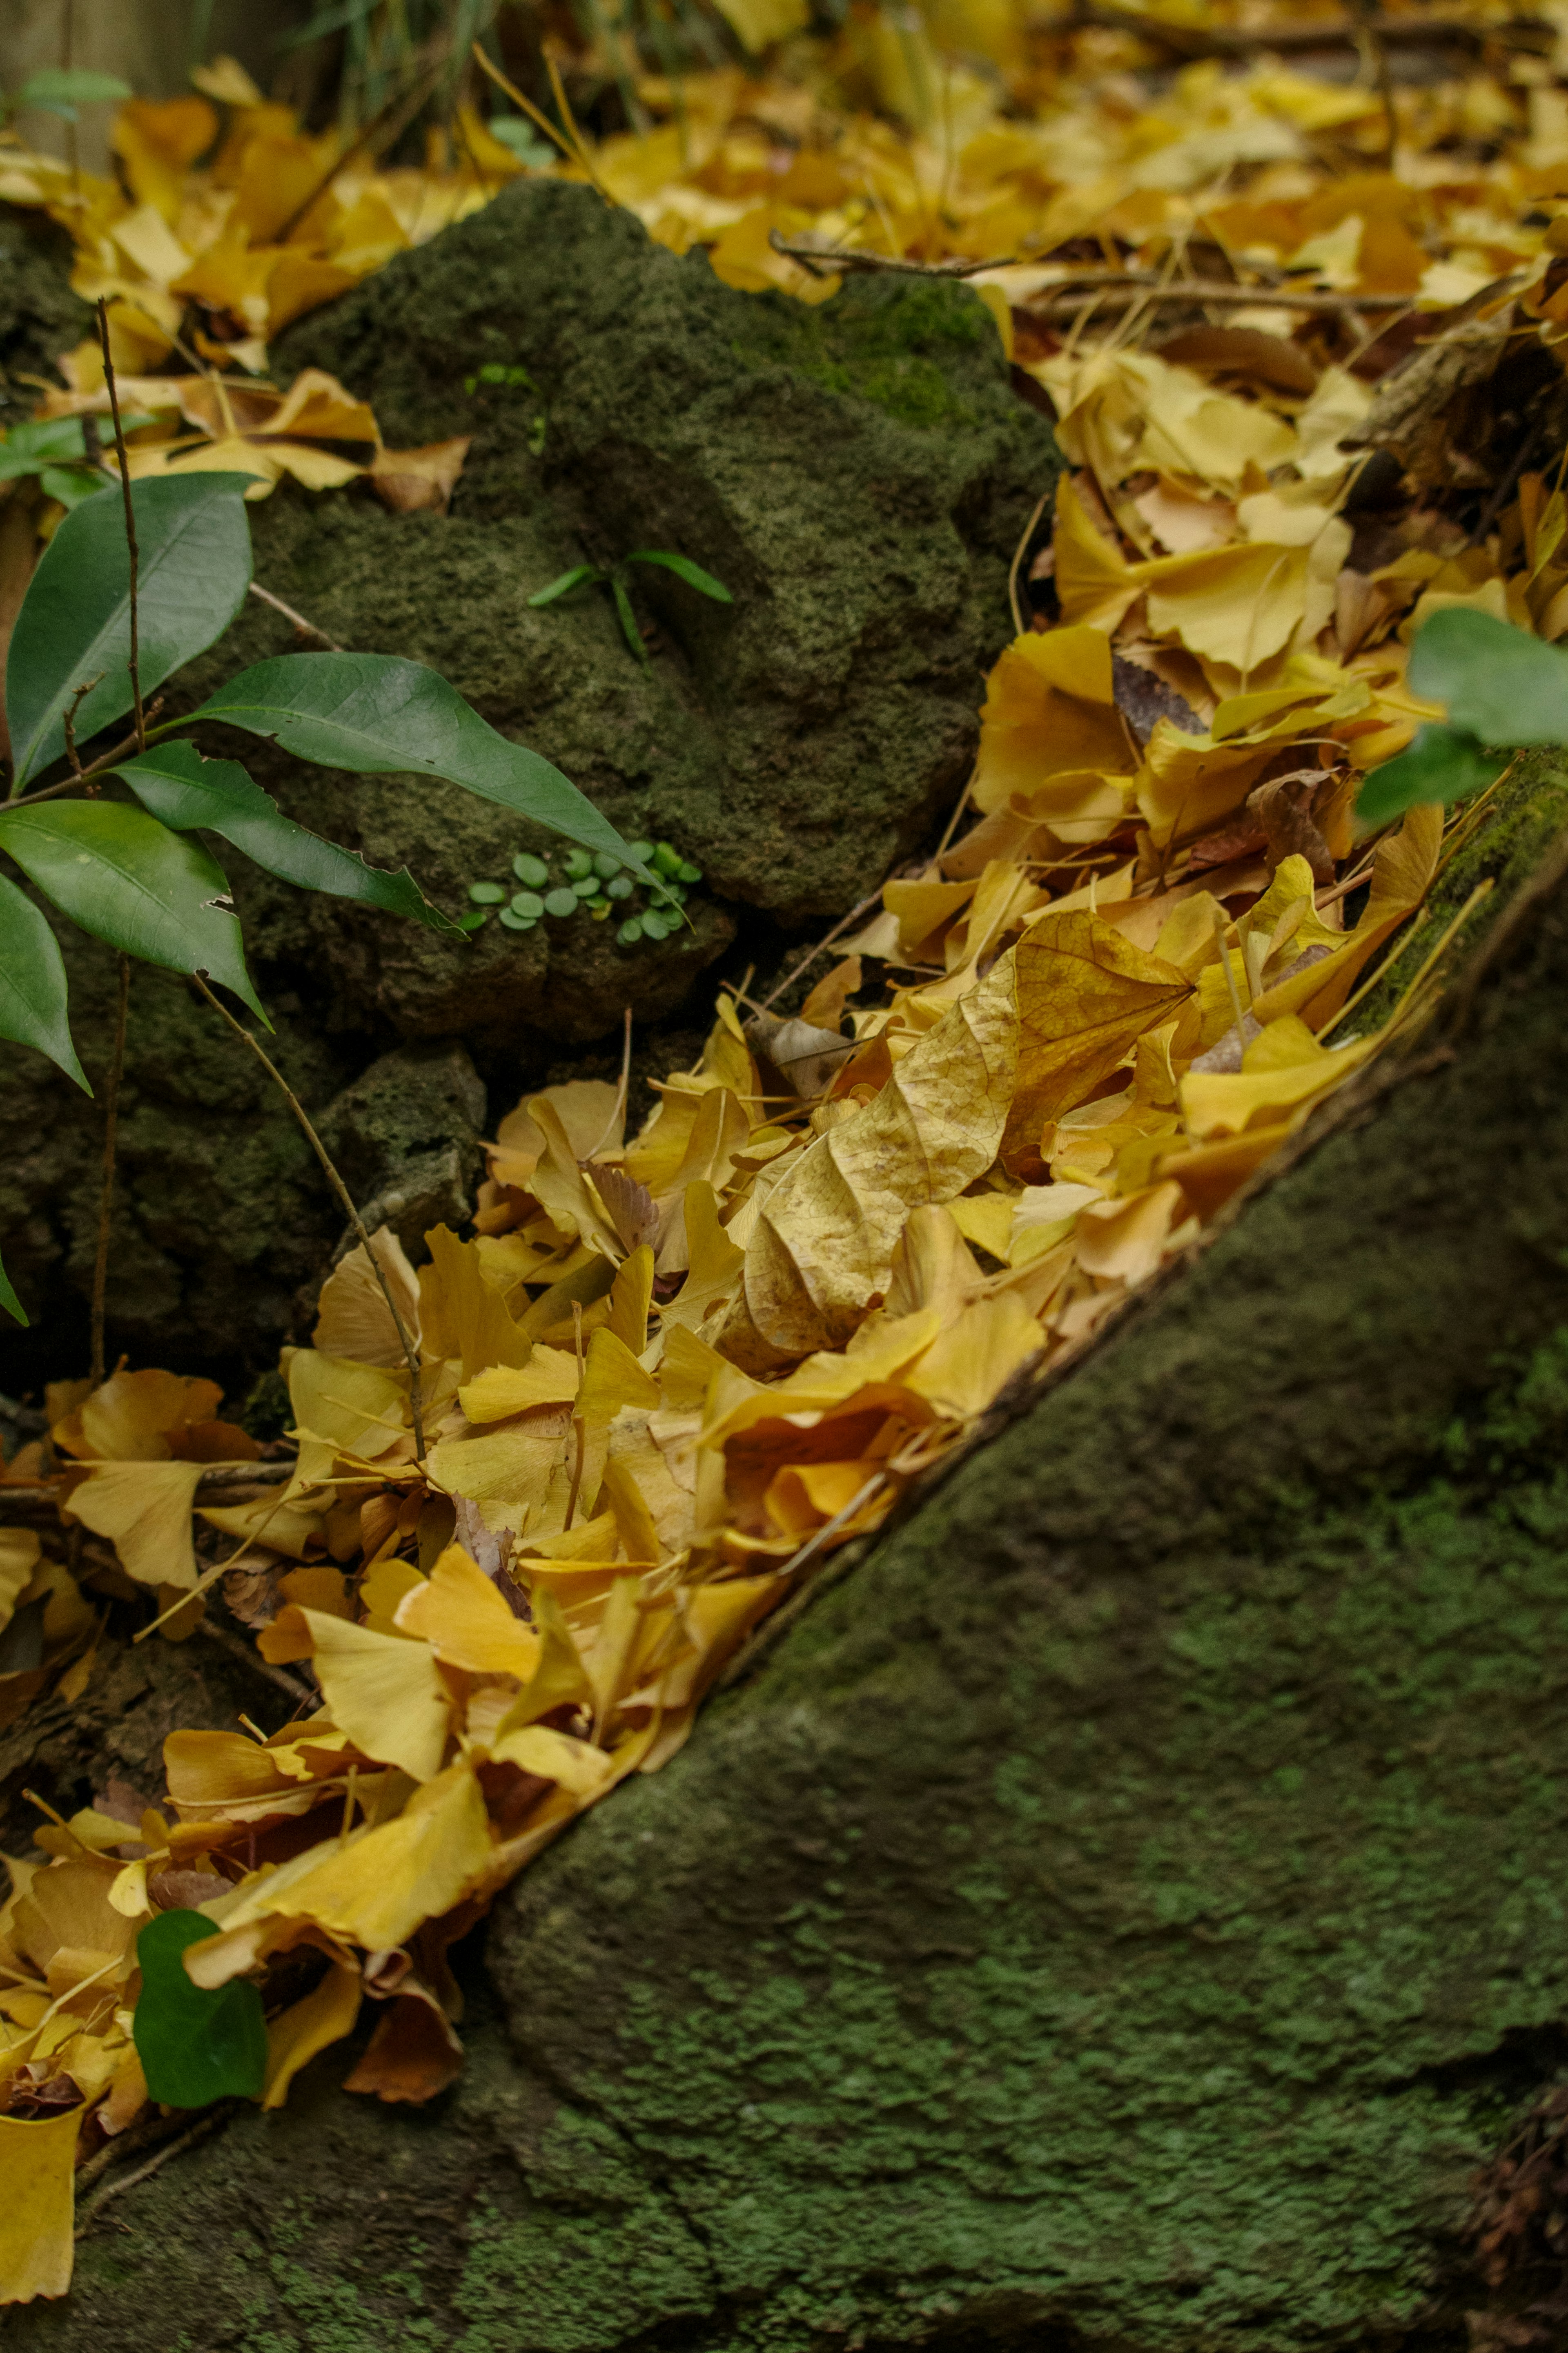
[1357,608,1564,824]
[0,467,660,1324]
[530,549,733,665]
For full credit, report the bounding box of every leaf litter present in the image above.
[3,0,1568,2298]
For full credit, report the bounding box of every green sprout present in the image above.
[0,414,154,512]
[528,551,733,665]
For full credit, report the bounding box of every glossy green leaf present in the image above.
[0,1246,27,1327]
[0,872,89,1090]
[132,1910,267,2108]
[114,740,463,938]
[1408,608,1568,747]
[7,472,254,786]
[0,802,265,1019]
[1356,722,1508,827]
[184,651,658,887]
[527,564,600,607]
[628,549,733,602]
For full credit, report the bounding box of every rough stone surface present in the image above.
[0,180,1055,1372]
[17,792,1568,2351]
[0,207,88,408]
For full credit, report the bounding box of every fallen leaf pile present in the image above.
[4,0,1568,2302]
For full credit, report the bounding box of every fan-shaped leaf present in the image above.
[115,740,463,937]
[0,873,88,1089]
[184,651,657,886]
[0,802,265,1019]
[7,473,253,786]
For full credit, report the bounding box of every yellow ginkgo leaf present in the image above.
[461,1350,580,1423]
[191,1764,494,1963]
[0,1533,40,1635]
[0,2105,83,2303]
[739,952,1018,1360]
[287,1352,408,1463]
[294,1608,452,1783]
[491,1724,615,1795]
[904,1292,1044,1417]
[66,1459,209,1589]
[577,1328,662,1423]
[312,1229,422,1370]
[1004,914,1192,1166]
[395,1543,539,1681]
[263,1954,363,2110]
[419,1227,532,1384]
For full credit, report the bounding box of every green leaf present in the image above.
[15,68,132,111]
[610,575,648,665]
[0,801,265,1019]
[7,472,254,787]
[1407,608,1568,747]
[0,417,87,477]
[114,740,463,938]
[1356,722,1508,827]
[185,651,659,888]
[132,1910,267,2108]
[627,549,733,602]
[0,1246,27,1327]
[527,564,600,607]
[0,872,89,1090]
[39,466,105,510]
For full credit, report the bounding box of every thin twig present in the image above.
[95,303,144,753]
[758,888,886,1013]
[61,676,100,780]
[770,231,1010,279]
[192,977,428,1464]
[194,1615,314,1702]
[1021,276,1419,318]
[1068,2,1552,56]
[248,581,345,652]
[1007,486,1051,642]
[273,50,448,245]
[76,2105,236,2235]
[583,1009,633,1162]
[88,955,130,1392]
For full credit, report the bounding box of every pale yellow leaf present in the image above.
[739,953,1018,1358]
[297,1608,452,1782]
[395,1543,539,1680]
[0,2106,82,2302]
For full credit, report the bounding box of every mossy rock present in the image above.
[0,182,1054,1371]
[20,783,1568,2350]
[189,175,1057,1045]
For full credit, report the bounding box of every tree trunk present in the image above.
[12,785,1568,2350]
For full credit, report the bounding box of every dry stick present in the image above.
[76,2105,235,2236]
[194,1613,314,1702]
[770,231,1011,280]
[1022,278,1417,318]
[582,1008,634,1163]
[87,954,130,1392]
[1007,485,1052,641]
[8,713,161,811]
[95,302,144,753]
[1069,2,1552,56]
[757,886,886,1013]
[248,580,345,652]
[191,977,428,1464]
[273,51,448,246]
[472,42,614,205]
[60,676,101,780]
